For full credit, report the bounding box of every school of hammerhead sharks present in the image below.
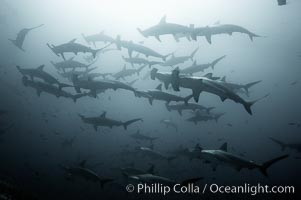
[1,5,297,198]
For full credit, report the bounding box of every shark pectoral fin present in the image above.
[172,34,179,42]
[220,96,227,102]
[205,34,212,44]
[192,89,201,102]
[148,98,153,105]
[164,82,169,90]
[60,53,66,60]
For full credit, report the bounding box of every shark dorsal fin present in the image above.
[195,143,203,151]
[156,84,162,91]
[204,73,213,79]
[37,65,45,70]
[221,76,226,82]
[159,15,166,24]
[219,142,227,152]
[123,64,126,70]
[68,38,76,43]
[100,111,106,118]
[193,61,197,66]
[79,159,87,167]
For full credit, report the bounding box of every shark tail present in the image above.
[16,65,23,74]
[243,101,255,115]
[137,28,146,38]
[190,47,199,60]
[47,43,58,56]
[211,55,226,69]
[81,33,89,44]
[123,118,143,130]
[248,31,261,41]
[214,113,225,122]
[184,94,194,105]
[99,178,114,189]
[269,137,287,151]
[93,43,111,58]
[137,64,147,75]
[162,52,172,61]
[259,155,289,177]
[30,24,44,30]
[72,93,87,103]
[243,80,262,95]
[243,94,269,115]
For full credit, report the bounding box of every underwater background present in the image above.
[0,0,300,199]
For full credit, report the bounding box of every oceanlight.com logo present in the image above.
[125,183,295,196]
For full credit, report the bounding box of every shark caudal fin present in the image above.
[93,43,111,58]
[81,33,89,44]
[29,24,44,31]
[243,94,270,115]
[123,118,143,130]
[137,28,147,38]
[184,94,194,105]
[190,47,199,60]
[47,43,59,56]
[162,52,173,61]
[243,101,255,115]
[269,137,287,151]
[214,113,225,122]
[99,178,114,189]
[72,93,88,103]
[211,55,226,69]
[243,80,262,95]
[16,65,23,74]
[248,31,261,41]
[259,155,289,177]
